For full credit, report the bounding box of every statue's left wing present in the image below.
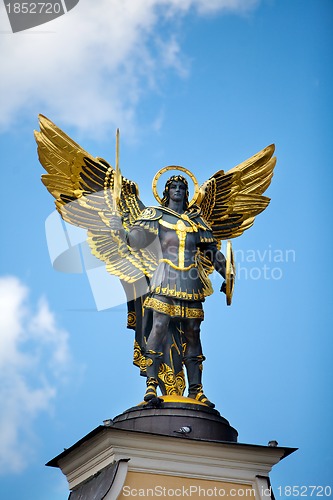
[35,114,158,282]
[198,144,276,241]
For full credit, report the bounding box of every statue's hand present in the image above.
[220,280,226,294]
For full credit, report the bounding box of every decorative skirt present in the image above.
[149,261,207,301]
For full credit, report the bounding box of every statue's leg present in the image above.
[144,311,170,402]
[183,318,215,408]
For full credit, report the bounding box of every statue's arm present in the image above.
[213,249,226,279]
[201,243,226,293]
[109,215,156,249]
[127,227,156,250]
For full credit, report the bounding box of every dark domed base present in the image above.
[112,395,238,443]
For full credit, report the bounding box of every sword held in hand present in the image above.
[112,128,122,215]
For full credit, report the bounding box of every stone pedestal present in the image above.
[47,399,296,499]
[113,395,238,442]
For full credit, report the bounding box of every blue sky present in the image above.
[0,0,332,498]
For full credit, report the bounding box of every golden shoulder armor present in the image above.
[138,207,162,220]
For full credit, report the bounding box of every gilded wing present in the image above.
[35,114,158,282]
[198,144,276,241]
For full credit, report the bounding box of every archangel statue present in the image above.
[35,115,276,408]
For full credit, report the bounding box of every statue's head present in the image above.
[161,175,189,210]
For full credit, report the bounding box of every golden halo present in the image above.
[152,165,200,207]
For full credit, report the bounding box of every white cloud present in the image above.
[0,0,259,138]
[0,276,71,474]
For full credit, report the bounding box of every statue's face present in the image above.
[168,180,187,203]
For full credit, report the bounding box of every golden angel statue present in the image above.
[35,115,276,408]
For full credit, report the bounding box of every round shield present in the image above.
[226,240,236,306]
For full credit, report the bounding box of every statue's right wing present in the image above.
[35,114,158,282]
